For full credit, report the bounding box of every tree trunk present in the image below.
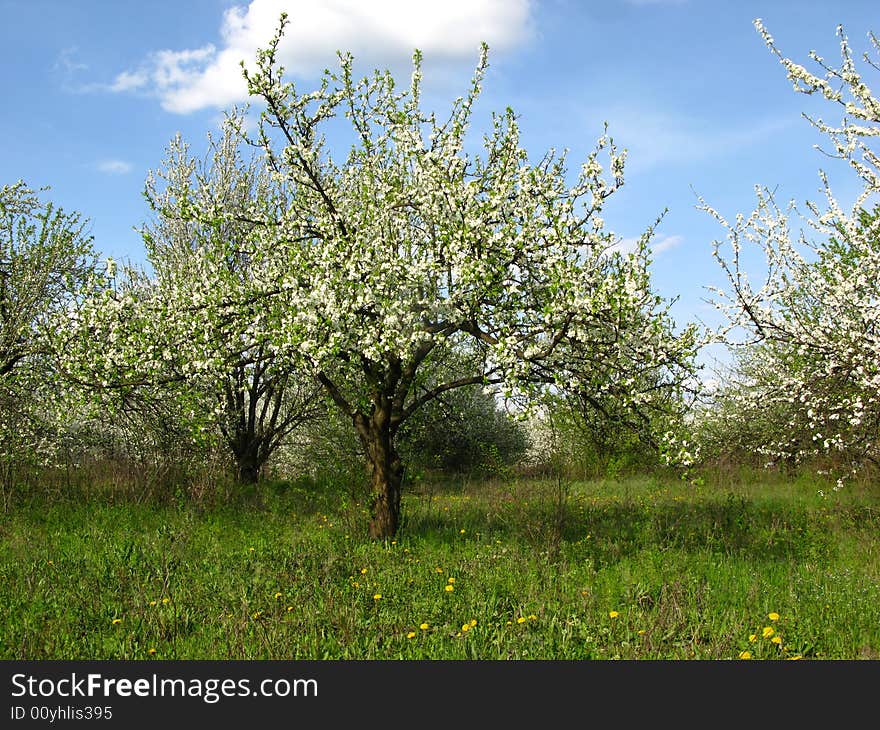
[356,411,403,539]
[368,448,402,539]
[234,442,262,484]
[237,457,261,484]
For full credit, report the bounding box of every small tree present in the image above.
[705,21,880,480]
[399,383,528,476]
[142,120,322,483]
[60,119,322,486]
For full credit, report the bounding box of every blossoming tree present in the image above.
[141,122,322,483]
[705,20,880,478]
[241,17,698,536]
[0,181,99,484]
[71,16,697,537]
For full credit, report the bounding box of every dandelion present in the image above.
[373,594,382,600]
[638,629,646,636]
[287,606,294,612]
[739,651,752,660]
[609,611,619,619]
[768,612,780,621]
[111,618,122,625]
[161,597,170,605]
[749,634,757,642]
[407,631,416,639]
[469,619,477,627]
[771,636,782,645]
[517,617,526,624]
[361,568,368,574]
[435,567,443,574]
[420,623,429,631]
[447,577,455,584]
[528,615,537,621]
[444,585,454,592]
[274,592,283,599]
[252,611,263,620]
[762,626,775,639]
[459,529,465,534]
[147,648,156,655]
[462,623,471,632]
[149,600,157,607]
[787,655,803,660]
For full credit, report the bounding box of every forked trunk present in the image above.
[233,440,263,485]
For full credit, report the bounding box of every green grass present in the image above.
[1,470,878,659]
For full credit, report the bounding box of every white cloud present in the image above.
[651,233,683,255]
[109,0,533,114]
[95,159,133,175]
[108,70,149,93]
[596,109,793,174]
[54,47,88,75]
[611,233,683,257]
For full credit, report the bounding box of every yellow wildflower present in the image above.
[517,617,526,624]
[373,594,382,600]
[739,651,752,660]
[771,636,782,645]
[768,612,780,621]
[609,611,619,619]
[444,585,454,592]
[762,626,774,639]
[749,634,757,642]
[407,632,416,639]
[420,623,429,630]
[111,618,122,625]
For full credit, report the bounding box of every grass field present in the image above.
[2,469,879,660]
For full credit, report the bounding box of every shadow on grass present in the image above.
[399,491,875,567]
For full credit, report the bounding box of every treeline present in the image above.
[3,18,880,534]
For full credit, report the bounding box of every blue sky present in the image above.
[2,0,878,371]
